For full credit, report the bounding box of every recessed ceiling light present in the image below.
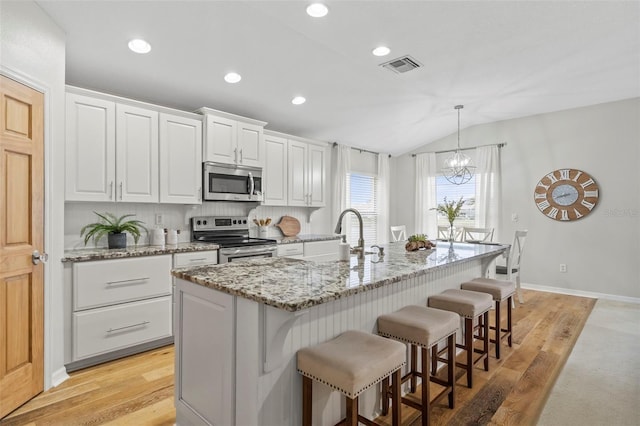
[291,96,306,105]
[372,46,390,57]
[128,39,151,54]
[224,72,242,84]
[306,3,328,18]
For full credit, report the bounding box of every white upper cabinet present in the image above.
[116,104,159,203]
[199,108,266,168]
[65,93,116,201]
[65,87,203,204]
[159,113,202,204]
[263,133,288,206]
[287,139,327,207]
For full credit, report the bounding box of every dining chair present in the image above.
[390,225,407,242]
[437,226,463,241]
[496,230,528,303]
[463,227,494,243]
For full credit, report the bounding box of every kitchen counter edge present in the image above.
[61,242,220,263]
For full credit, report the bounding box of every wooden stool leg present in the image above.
[303,376,312,426]
[381,376,389,415]
[410,344,417,393]
[507,296,513,347]
[391,369,401,426]
[495,300,502,359]
[483,311,489,371]
[431,345,437,376]
[421,346,430,426]
[447,333,456,409]
[465,318,473,388]
[346,396,358,426]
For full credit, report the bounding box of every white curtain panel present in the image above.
[332,144,351,233]
[376,154,390,244]
[414,152,438,239]
[475,145,502,241]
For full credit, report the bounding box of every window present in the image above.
[345,172,378,245]
[435,175,476,228]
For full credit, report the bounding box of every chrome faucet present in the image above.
[371,245,384,256]
[334,208,364,259]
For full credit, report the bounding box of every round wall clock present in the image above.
[533,168,599,221]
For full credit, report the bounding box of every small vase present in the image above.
[258,226,268,238]
[108,232,127,249]
[448,224,456,242]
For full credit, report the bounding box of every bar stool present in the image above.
[297,330,406,426]
[377,306,459,426]
[461,278,516,359]
[428,289,492,388]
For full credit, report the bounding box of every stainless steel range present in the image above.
[190,216,277,263]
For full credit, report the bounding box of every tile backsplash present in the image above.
[64,202,329,249]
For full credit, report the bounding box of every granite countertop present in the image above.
[62,242,220,263]
[172,241,508,312]
[274,234,342,244]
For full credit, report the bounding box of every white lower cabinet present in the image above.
[66,255,173,370]
[303,240,339,261]
[277,243,304,259]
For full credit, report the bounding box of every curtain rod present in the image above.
[332,142,392,158]
[410,142,506,157]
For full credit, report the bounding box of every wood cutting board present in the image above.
[276,215,301,237]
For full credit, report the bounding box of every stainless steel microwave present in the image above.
[203,162,263,202]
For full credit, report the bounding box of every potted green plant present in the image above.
[432,196,466,241]
[80,212,146,249]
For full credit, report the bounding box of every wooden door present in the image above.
[0,75,44,417]
[204,115,237,165]
[236,122,262,167]
[308,144,326,207]
[287,140,308,206]
[263,134,288,206]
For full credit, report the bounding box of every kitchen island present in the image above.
[171,241,508,426]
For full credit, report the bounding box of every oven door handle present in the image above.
[220,245,278,256]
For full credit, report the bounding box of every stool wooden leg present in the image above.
[411,344,417,393]
[302,376,312,426]
[346,396,358,426]
[391,369,401,426]
[447,334,455,409]
[421,346,430,426]
[381,376,389,415]
[483,311,489,371]
[507,296,513,347]
[495,300,502,359]
[431,345,437,376]
[465,318,473,388]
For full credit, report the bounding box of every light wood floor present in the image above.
[1,289,595,426]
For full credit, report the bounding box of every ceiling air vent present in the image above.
[380,55,422,74]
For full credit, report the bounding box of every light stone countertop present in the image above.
[171,241,508,312]
[62,242,220,263]
[274,234,342,244]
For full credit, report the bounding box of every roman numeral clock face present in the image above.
[534,169,599,221]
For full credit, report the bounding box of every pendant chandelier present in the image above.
[442,105,475,185]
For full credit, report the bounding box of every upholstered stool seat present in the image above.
[462,277,516,359]
[297,330,406,425]
[378,306,459,426]
[428,289,493,388]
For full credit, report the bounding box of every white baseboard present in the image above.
[51,366,70,388]
[521,283,640,304]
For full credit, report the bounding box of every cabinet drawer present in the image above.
[74,255,172,310]
[303,240,339,257]
[73,296,172,361]
[174,251,218,267]
[277,243,303,257]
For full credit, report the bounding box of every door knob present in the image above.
[32,250,48,265]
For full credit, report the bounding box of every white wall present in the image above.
[391,98,640,299]
[64,202,333,249]
[0,0,67,387]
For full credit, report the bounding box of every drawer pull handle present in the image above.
[188,258,208,262]
[107,321,150,333]
[106,277,150,285]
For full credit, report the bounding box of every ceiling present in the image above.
[37,1,640,156]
